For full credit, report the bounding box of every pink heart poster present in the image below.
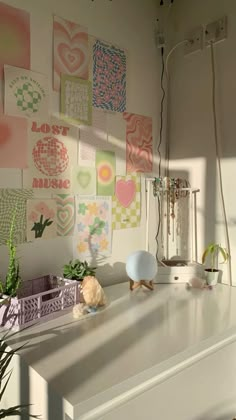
[112,175,141,230]
[53,16,89,91]
[115,179,136,208]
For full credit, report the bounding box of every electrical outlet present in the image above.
[205,16,227,46]
[184,26,203,55]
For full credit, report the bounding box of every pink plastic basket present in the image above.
[0,275,80,331]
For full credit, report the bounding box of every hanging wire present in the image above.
[165,40,188,79]
[210,42,232,286]
[154,46,166,264]
[157,47,166,177]
[154,194,162,262]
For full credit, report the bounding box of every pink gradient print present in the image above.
[0,2,30,79]
[123,112,153,173]
[0,104,27,168]
[53,16,89,91]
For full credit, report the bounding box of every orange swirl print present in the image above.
[123,112,153,173]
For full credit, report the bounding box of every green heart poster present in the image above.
[54,194,75,236]
[96,150,115,196]
[72,166,96,195]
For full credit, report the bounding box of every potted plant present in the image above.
[202,243,229,286]
[0,209,80,330]
[0,208,21,300]
[63,259,96,282]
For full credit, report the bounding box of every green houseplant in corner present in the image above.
[0,208,21,300]
[202,243,229,286]
[63,259,96,282]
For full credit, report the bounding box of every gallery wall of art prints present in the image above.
[0,0,155,275]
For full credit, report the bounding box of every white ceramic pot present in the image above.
[204,269,219,286]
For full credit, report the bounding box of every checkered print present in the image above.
[112,175,141,230]
[0,188,34,245]
[14,83,41,113]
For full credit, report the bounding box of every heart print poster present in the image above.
[53,15,89,91]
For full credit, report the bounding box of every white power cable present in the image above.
[210,41,232,286]
[165,40,188,79]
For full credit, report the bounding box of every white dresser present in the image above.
[3,282,236,420]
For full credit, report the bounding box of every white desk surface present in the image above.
[5,282,236,419]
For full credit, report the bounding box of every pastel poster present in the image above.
[4,66,49,119]
[27,199,57,241]
[123,112,153,173]
[61,74,92,125]
[23,119,78,193]
[53,16,89,92]
[112,175,141,230]
[0,188,34,245]
[53,194,75,237]
[0,2,30,79]
[0,104,28,168]
[79,108,108,163]
[72,166,96,195]
[96,150,115,196]
[74,196,112,258]
[93,40,126,112]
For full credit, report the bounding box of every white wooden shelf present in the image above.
[2,282,236,419]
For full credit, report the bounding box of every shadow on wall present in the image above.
[96,261,128,287]
[87,228,129,286]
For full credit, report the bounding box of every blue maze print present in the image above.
[93,40,126,112]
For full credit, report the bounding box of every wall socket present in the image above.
[185,26,203,55]
[205,16,227,46]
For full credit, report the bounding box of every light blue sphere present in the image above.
[126,250,158,282]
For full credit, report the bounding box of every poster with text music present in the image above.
[23,118,78,193]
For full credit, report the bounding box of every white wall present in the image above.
[167,0,236,284]
[0,0,160,286]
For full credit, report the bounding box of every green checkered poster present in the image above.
[4,65,49,119]
[112,175,141,230]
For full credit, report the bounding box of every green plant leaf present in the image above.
[219,247,229,264]
[202,242,229,270]
[0,370,12,402]
[0,405,41,418]
[63,259,96,280]
[0,332,40,419]
[202,249,209,264]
